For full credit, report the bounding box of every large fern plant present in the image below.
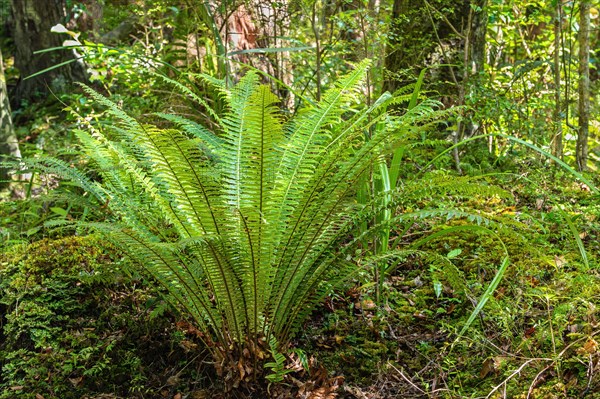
[60,61,451,384]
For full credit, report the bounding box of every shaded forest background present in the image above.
[1,0,600,398]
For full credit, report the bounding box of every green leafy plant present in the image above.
[44,61,459,388]
[264,336,293,383]
[354,68,516,318]
[356,68,435,303]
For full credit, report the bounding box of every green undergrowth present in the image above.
[0,235,211,399]
[295,167,600,398]
[299,247,600,397]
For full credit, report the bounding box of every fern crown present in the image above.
[69,61,446,351]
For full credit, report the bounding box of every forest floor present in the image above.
[2,160,599,399]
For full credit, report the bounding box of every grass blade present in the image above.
[456,256,510,340]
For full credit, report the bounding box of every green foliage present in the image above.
[297,168,599,395]
[44,61,460,382]
[353,67,515,309]
[3,1,600,397]
[264,336,293,383]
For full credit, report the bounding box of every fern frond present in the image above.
[398,173,512,203]
[86,222,224,339]
[79,85,142,134]
[273,59,371,226]
[155,112,223,155]
[151,72,223,124]
[18,156,105,202]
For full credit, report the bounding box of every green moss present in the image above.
[0,235,208,399]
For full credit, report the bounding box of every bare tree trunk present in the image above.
[469,0,487,74]
[577,0,590,171]
[453,0,487,174]
[0,48,22,190]
[311,1,322,101]
[10,0,87,106]
[552,1,563,159]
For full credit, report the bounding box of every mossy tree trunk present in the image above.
[383,0,467,93]
[577,0,590,171]
[383,0,487,172]
[383,0,487,97]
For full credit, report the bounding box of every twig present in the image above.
[422,0,465,39]
[388,362,426,395]
[486,358,538,399]
[585,354,594,395]
[526,362,553,399]
[492,330,600,399]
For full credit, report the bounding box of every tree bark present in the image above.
[577,0,590,171]
[382,0,415,94]
[552,1,563,159]
[0,48,22,190]
[469,0,487,75]
[9,0,87,107]
[383,0,473,94]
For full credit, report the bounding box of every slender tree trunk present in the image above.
[469,0,487,74]
[312,2,322,102]
[577,0,590,171]
[10,0,87,106]
[452,4,471,174]
[382,0,410,94]
[553,1,563,159]
[0,48,22,189]
[453,0,487,173]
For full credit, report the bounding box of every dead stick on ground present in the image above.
[388,362,426,395]
[486,358,540,399]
